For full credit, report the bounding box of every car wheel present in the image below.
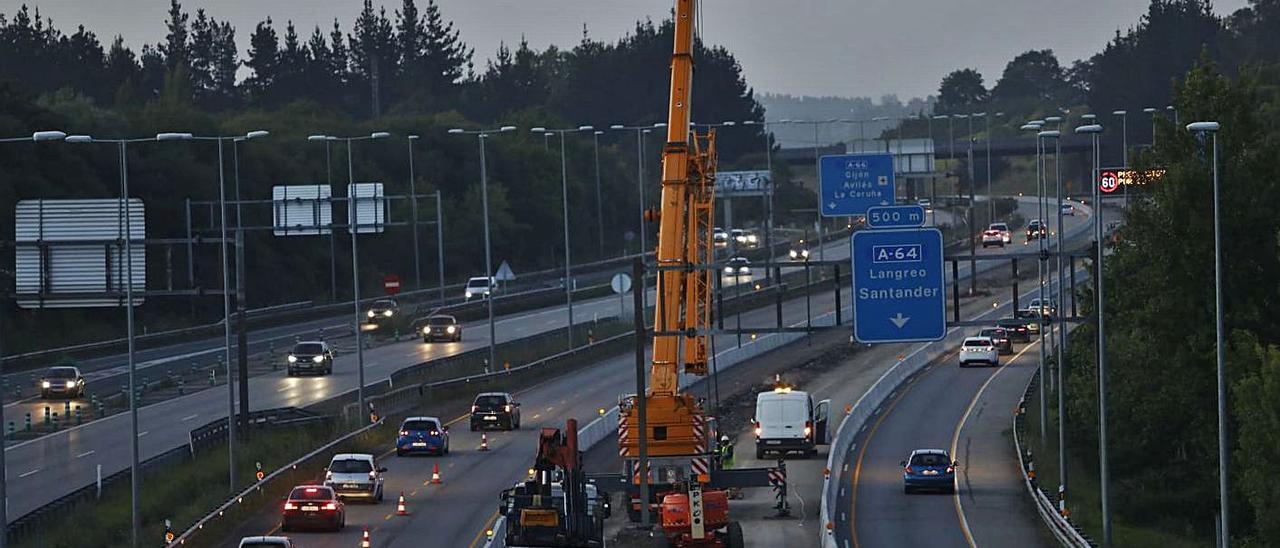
[469,423,476,432]
[396,449,404,457]
[377,487,384,503]
[444,441,450,455]
[281,521,291,533]
[904,486,914,495]
[286,369,294,377]
[725,521,745,548]
[756,448,765,460]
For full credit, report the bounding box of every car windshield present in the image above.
[467,278,489,288]
[292,343,324,354]
[990,224,1008,231]
[910,453,950,467]
[963,339,991,347]
[240,543,288,548]
[427,316,456,325]
[371,300,395,309]
[288,487,334,500]
[46,367,77,378]
[328,459,372,474]
[402,420,440,432]
[474,395,506,408]
[979,329,1002,339]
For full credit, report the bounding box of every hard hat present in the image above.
[720,435,730,442]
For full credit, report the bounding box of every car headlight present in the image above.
[66,380,75,388]
[446,326,456,334]
[41,381,51,389]
[789,250,798,259]
[366,310,375,318]
[465,291,473,298]
[312,355,324,363]
[287,355,298,363]
[383,310,393,317]
[747,235,757,243]
[724,267,734,274]
[801,250,809,258]
[423,326,431,334]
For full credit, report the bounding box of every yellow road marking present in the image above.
[950,341,1040,548]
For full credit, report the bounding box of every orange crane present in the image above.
[617,1,742,546]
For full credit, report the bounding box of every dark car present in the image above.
[286,341,334,376]
[978,327,1013,354]
[901,449,957,494]
[281,485,345,532]
[396,416,450,456]
[421,315,462,342]
[995,317,1032,343]
[1026,220,1048,241]
[40,366,85,399]
[364,299,400,325]
[470,392,521,431]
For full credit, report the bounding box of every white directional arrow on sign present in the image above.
[828,202,837,210]
[889,313,911,328]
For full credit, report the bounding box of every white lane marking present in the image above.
[181,414,199,422]
[77,450,95,459]
[137,430,149,438]
[18,469,39,478]
[276,386,291,393]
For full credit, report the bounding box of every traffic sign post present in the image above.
[866,205,926,229]
[851,228,946,343]
[819,153,895,217]
[611,273,632,318]
[1099,170,1119,194]
[382,274,401,296]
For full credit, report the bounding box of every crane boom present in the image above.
[620,0,716,466]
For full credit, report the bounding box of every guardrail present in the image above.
[1013,371,1095,547]
[167,418,385,547]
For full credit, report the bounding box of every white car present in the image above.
[1060,202,1075,216]
[959,336,999,367]
[713,227,728,248]
[239,537,294,548]
[1027,297,1057,318]
[988,222,1012,244]
[464,276,496,301]
[323,453,386,502]
[917,198,932,210]
[730,229,746,245]
[723,257,751,277]
[981,228,1004,248]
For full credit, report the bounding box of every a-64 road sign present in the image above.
[851,228,946,343]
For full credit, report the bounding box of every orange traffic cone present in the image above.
[479,433,489,451]
[431,463,442,484]
[396,492,408,515]
[360,528,371,547]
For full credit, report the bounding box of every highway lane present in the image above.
[1,234,852,524]
[231,272,857,548]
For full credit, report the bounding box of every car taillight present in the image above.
[430,430,439,436]
[284,502,297,510]
[904,465,913,474]
[323,502,338,511]
[753,422,761,437]
[471,405,479,413]
[369,471,377,479]
[325,471,332,481]
[946,465,955,474]
[504,404,511,413]
[400,430,408,437]
[804,421,813,438]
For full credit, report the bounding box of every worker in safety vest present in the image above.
[716,435,735,469]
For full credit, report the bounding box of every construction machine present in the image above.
[500,420,609,547]
[615,0,748,546]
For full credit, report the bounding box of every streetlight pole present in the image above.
[0,131,67,548]
[67,132,182,548]
[308,132,391,423]
[1045,128,1069,516]
[533,126,596,345]
[449,126,517,372]
[592,129,605,259]
[1113,110,1129,208]
[742,119,775,282]
[324,138,338,301]
[1187,121,1228,548]
[436,189,445,306]
[1075,122,1109,547]
[610,123,665,309]
[408,135,422,289]
[1021,121,1046,435]
[1143,107,1158,148]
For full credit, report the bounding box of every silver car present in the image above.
[323,453,385,503]
[958,336,999,367]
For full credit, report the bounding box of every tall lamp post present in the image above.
[1075,121,1110,547]
[1021,121,1046,435]
[306,132,391,423]
[1187,120,1229,548]
[741,119,777,279]
[1113,110,1129,208]
[532,125,596,345]
[191,130,269,494]
[407,134,422,289]
[1040,128,1069,514]
[448,126,517,372]
[1143,108,1158,148]
[591,129,605,259]
[609,123,665,305]
[66,132,189,548]
[0,131,67,548]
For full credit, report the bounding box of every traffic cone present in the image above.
[479,433,489,451]
[396,492,408,516]
[360,528,371,547]
[431,463,442,484]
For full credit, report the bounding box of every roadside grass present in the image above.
[1023,378,1209,548]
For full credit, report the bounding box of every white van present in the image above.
[753,386,830,459]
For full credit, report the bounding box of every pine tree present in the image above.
[244,18,279,103]
[160,0,189,70]
[419,0,471,93]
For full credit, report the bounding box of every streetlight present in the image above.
[1041,128,1070,516]
[1142,108,1158,147]
[1021,123,1048,437]
[532,125,595,346]
[407,135,423,290]
[448,126,517,372]
[1074,121,1110,547]
[1186,120,1228,548]
[1167,105,1178,126]
[65,132,190,548]
[590,129,605,259]
[191,130,269,495]
[609,122,664,305]
[1113,110,1129,208]
[0,130,66,548]
[306,131,391,424]
[740,119,777,281]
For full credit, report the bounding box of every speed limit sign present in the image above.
[1099,171,1120,194]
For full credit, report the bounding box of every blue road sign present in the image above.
[819,153,895,217]
[851,228,946,343]
[866,205,926,229]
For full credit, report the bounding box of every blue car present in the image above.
[901,448,956,494]
[395,416,450,457]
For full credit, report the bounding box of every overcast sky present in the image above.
[2,0,1251,100]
